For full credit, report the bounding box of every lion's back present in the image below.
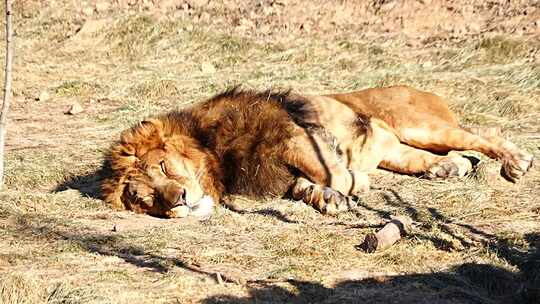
[188,89,316,198]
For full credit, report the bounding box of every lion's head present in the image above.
[102,117,222,219]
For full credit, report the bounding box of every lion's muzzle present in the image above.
[159,181,187,208]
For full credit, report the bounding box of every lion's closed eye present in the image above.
[160,160,168,175]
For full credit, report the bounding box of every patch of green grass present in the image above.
[129,79,180,100]
[0,272,99,304]
[505,63,540,92]
[337,40,367,52]
[188,30,278,66]
[374,74,413,88]
[264,264,304,279]
[0,273,50,304]
[368,45,386,56]
[496,98,524,118]
[5,155,67,190]
[215,34,252,53]
[105,15,179,59]
[97,270,133,282]
[25,16,83,43]
[337,58,358,70]
[55,80,102,97]
[475,36,529,63]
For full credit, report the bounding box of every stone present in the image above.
[95,2,110,13]
[37,91,50,102]
[82,7,94,16]
[66,102,83,115]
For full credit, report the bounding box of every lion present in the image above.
[101,86,533,218]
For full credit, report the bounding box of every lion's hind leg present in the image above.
[398,124,533,182]
[379,142,474,179]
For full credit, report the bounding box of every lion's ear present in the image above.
[120,118,165,157]
[121,118,164,144]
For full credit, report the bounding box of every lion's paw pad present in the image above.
[426,157,472,179]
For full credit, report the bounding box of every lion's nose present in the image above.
[175,188,187,207]
[170,187,187,207]
[162,183,187,208]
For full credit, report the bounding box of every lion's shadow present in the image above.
[53,161,111,200]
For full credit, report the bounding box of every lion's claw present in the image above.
[292,178,357,215]
[501,150,533,183]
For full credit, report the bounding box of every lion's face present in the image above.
[103,118,220,219]
[122,147,208,217]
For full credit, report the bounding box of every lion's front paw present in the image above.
[501,149,533,183]
[426,154,473,179]
[292,178,356,215]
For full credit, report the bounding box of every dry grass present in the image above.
[1,1,539,303]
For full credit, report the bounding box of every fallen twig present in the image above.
[178,259,299,285]
[357,216,412,253]
[182,262,247,285]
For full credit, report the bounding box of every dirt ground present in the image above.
[1,0,539,303]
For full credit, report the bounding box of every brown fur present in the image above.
[102,86,533,217]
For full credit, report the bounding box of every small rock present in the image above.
[81,6,94,16]
[66,102,84,115]
[156,0,179,10]
[190,0,209,8]
[422,61,433,68]
[201,62,216,73]
[57,189,82,198]
[467,22,481,32]
[37,91,50,102]
[74,19,109,39]
[95,1,110,13]
[142,0,153,10]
